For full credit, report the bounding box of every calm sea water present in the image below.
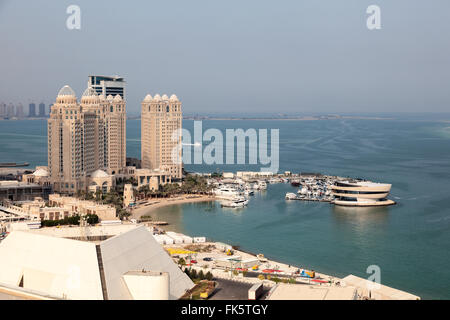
[1,117,450,299]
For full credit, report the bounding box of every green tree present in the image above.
[178,257,186,266]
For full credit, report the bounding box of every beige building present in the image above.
[141,94,182,181]
[123,184,135,207]
[48,194,117,221]
[47,85,126,194]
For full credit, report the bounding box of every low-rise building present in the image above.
[0,226,194,300]
[48,194,117,221]
[0,181,52,201]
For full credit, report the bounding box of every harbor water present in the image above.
[1,116,450,299]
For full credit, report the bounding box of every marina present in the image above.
[2,118,450,299]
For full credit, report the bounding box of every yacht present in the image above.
[257,181,267,190]
[221,196,249,208]
[298,186,308,195]
[214,187,241,200]
[285,193,298,200]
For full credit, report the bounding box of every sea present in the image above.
[1,115,450,299]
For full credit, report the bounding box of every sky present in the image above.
[0,0,449,115]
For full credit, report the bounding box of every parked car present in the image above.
[203,257,213,261]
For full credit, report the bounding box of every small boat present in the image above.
[291,180,301,187]
[244,189,254,196]
[0,162,29,168]
[258,181,267,190]
[285,193,298,200]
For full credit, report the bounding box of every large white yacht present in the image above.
[220,196,249,208]
[214,187,241,200]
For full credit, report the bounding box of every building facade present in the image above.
[331,180,395,206]
[7,103,15,118]
[141,94,182,180]
[38,102,46,117]
[0,102,6,118]
[28,103,36,117]
[15,103,24,118]
[88,75,126,99]
[47,85,126,194]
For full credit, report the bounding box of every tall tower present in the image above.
[103,94,127,174]
[29,103,36,117]
[141,94,182,180]
[38,103,46,117]
[7,103,15,118]
[0,103,6,118]
[15,103,24,118]
[48,85,127,193]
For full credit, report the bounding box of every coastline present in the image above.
[129,194,336,283]
[130,194,216,218]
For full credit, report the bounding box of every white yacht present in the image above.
[285,193,298,200]
[221,196,249,208]
[257,181,267,190]
[214,187,241,200]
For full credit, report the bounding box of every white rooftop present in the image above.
[0,226,194,300]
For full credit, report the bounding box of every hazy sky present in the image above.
[0,0,449,115]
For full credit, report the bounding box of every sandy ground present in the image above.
[164,242,338,284]
[130,195,216,219]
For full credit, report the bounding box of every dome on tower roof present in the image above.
[107,95,114,101]
[153,94,161,101]
[143,94,153,102]
[161,94,169,100]
[113,94,122,101]
[82,87,98,97]
[57,85,76,97]
[169,94,178,101]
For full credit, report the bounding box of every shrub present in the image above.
[272,277,281,283]
[242,271,248,277]
[178,257,186,266]
[184,268,190,277]
[288,278,296,284]
[190,269,197,279]
[205,271,213,281]
[232,270,239,276]
[86,214,99,225]
[198,270,205,280]
[257,275,265,281]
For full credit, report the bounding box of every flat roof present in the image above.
[267,283,357,300]
[342,275,420,300]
